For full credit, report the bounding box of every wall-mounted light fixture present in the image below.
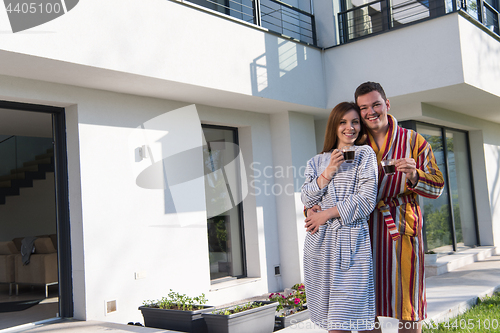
[139,145,149,160]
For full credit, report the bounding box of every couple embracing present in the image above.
[301,82,445,333]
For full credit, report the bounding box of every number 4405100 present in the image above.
[6,2,62,14]
[442,318,499,330]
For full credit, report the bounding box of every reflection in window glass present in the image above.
[203,126,245,281]
[418,125,453,252]
[446,130,477,249]
[187,0,255,23]
[346,0,383,38]
[466,0,479,19]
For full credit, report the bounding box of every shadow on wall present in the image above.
[130,105,248,227]
[250,34,317,103]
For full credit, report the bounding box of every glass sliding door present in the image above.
[202,125,245,281]
[446,130,478,249]
[415,123,478,253]
[418,124,454,252]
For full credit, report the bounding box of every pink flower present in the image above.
[294,298,300,305]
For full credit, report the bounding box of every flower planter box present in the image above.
[274,306,310,331]
[425,253,438,265]
[139,305,214,333]
[202,301,278,333]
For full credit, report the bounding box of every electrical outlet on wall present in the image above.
[135,271,147,280]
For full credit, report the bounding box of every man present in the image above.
[307,82,444,333]
[355,82,444,333]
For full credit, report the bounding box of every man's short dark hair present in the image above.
[355,82,387,103]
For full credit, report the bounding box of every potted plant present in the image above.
[268,283,309,330]
[202,301,278,333]
[139,289,214,333]
[425,250,438,265]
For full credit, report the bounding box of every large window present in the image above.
[401,122,478,253]
[417,124,454,251]
[202,125,246,281]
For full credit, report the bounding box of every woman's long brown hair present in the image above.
[321,102,367,153]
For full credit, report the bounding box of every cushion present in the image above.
[49,234,57,250]
[34,237,56,254]
[0,241,19,254]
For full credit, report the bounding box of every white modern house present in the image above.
[0,0,499,328]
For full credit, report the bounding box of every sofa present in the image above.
[0,240,19,295]
[14,236,58,298]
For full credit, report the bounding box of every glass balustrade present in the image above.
[0,136,53,179]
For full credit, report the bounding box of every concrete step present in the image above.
[425,246,499,277]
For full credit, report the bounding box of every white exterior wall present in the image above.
[313,0,338,48]
[268,111,317,289]
[288,112,317,283]
[459,16,500,97]
[314,119,327,153]
[0,74,291,323]
[0,0,325,112]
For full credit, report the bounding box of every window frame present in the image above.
[201,124,247,282]
[400,120,479,252]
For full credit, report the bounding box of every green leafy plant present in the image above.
[142,289,208,311]
[211,302,263,315]
[425,250,436,254]
[291,283,305,291]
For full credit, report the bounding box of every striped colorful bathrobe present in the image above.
[367,115,444,322]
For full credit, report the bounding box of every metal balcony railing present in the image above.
[260,0,316,45]
[338,0,500,44]
[184,0,317,45]
[484,1,500,34]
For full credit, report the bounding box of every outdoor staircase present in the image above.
[425,246,500,277]
[0,148,54,205]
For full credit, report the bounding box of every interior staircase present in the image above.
[0,148,54,205]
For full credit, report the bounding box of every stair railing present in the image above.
[0,135,18,179]
[0,135,54,180]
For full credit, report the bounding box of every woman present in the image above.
[301,102,378,332]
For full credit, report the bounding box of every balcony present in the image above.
[338,0,500,43]
[184,0,317,45]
